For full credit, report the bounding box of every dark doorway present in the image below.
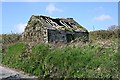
[66,34,74,42]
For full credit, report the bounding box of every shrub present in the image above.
[89,29,119,40]
[2,41,118,78]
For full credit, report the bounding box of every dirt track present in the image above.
[0,65,37,79]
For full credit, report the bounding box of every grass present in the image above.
[0,48,2,63]
[2,42,26,68]
[89,30,119,41]
[2,39,119,78]
[0,34,2,43]
[2,33,21,45]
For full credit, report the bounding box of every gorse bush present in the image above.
[89,29,120,40]
[2,34,21,44]
[0,34,2,43]
[0,48,2,61]
[2,40,119,78]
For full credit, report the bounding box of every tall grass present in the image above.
[1,29,119,78]
[2,34,21,45]
[89,29,119,41]
[2,40,118,78]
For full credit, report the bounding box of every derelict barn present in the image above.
[22,15,89,43]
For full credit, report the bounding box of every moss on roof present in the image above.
[28,15,88,33]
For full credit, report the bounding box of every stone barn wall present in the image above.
[48,29,67,43]
[22,15,89,43]
[74,32,89,42]
[47,29,89,43]
[22,15,49,43]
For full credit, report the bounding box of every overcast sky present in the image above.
[1,1,119,34]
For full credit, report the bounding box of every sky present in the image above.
[0,0,120,2]
[1,1,119,34]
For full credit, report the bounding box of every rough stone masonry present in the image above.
[22,15,89,43]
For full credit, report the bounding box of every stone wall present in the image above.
[22,15,89,43]
[74,32,89,42]
[22,15,48,43]
[48,29,67,43]
[48,29,89,43]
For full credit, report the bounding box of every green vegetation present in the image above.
[57,23,88,32]
[2,39,118,78]
[77,24,88,32]
[2,34,21,44]
[89,29,119,40]
[0,34,2,43]
[2,43,26,67]
[1,29,119,78]
[0,51,1,63]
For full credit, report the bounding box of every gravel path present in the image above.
[0,65,37,79]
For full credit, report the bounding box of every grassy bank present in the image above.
[2,39,119,78]
[89,29,119,41]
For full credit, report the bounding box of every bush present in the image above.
[89,29,119,40]
[2,41,118,78]
[2,33,22,45]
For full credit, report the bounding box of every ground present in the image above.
[1,30,119,79]
[0,65,37,79]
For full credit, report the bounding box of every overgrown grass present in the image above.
[0,48,2,63]
[0,34,2,43]
[2,42,26,68]
[2,34,21,44]
[2,40,119,78]
[89,29,119,41]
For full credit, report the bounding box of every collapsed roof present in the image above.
[26,15,88,32]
